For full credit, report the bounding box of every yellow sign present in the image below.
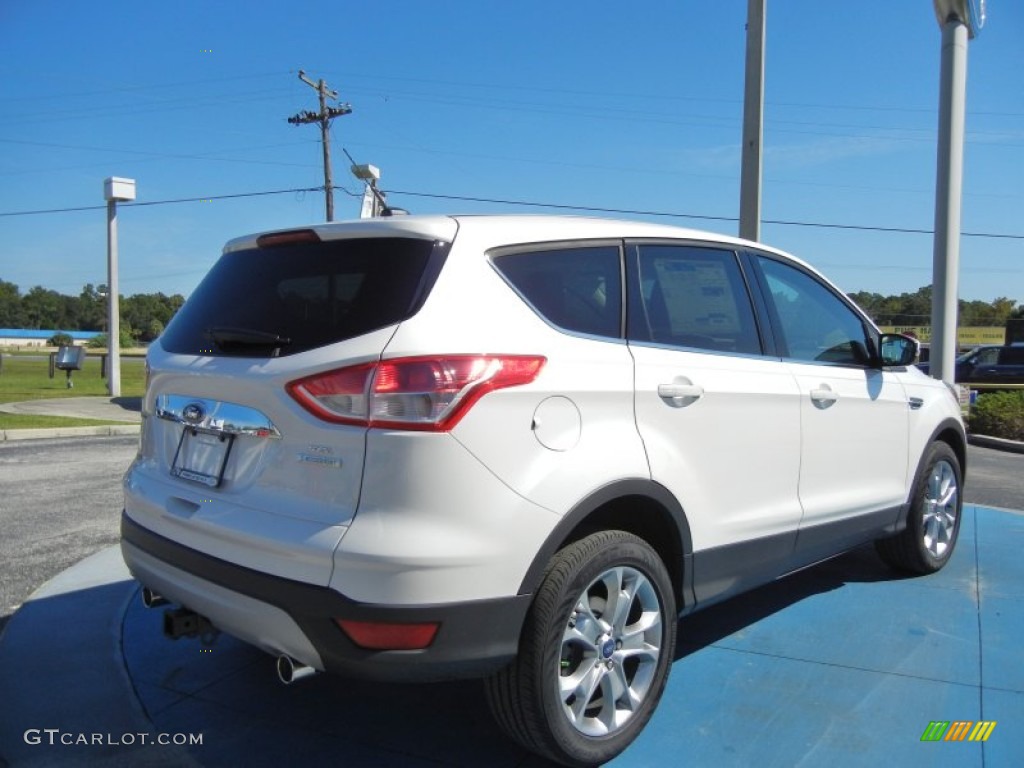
[880,327,1005,346]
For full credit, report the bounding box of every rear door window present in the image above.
[160,237,444,357]
[627,244,762,355]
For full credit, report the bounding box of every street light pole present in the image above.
[930,0,983,385]
[103,177,135,399]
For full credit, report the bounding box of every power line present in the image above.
[341,85,1020,147]
[384,189,1024,241]
[1,71,288,106]
[0,138,320,174]
[0,185,331,217]
[0,183,1021,241]
[333,70,1024,119]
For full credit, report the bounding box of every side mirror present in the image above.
[879,333,918,367]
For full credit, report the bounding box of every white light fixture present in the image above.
[933,0,985,37]
[350,163,380,182]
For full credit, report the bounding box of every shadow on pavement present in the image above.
[675,543,910,659]
[111,396,143,413]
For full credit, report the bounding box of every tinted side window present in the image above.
[757,256,872,366]
[493,246,622,338]
[160,237,440,357]
[628,245,761,354]
[999,347,1024,365]
[975,347,1001,365]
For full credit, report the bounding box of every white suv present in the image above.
[121,215,966,766]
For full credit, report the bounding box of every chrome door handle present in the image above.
[657,382,704,406]
[810,386,839,409]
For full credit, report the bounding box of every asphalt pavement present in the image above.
[0,507,1021,767]
[0,435,140,637]
[0,399,1021,767]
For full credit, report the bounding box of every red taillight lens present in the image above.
[286,362,375,425]
[335,619,440,650]
[287,355,545,431]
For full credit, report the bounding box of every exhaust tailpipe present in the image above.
[276,655,318,685]
[141,587,169,608]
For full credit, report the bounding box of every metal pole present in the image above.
[739,0,765,242]
[106,199,121,398]
[930,18,969,385]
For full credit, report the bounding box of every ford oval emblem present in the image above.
[182,403,205,425]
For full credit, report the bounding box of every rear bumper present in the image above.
[121,512,531,682]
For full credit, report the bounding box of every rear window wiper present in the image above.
[207,327,292,357]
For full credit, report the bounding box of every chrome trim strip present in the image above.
[156,394,282,439]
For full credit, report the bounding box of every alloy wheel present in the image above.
[557,566,663,737]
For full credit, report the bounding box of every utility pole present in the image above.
[287,70,352,221]
[738,0,766,242]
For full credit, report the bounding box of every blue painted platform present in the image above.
[1,504,1021,767]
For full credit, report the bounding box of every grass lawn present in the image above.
[0,354,145,404]
[0,352,146,430]
[0,413,125,429]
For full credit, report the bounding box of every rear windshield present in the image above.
[160,237,443,357]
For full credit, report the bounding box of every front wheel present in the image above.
[875,441,963,574]
[485,531,677,767]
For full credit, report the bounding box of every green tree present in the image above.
[123,292,185,341]
[960,296,1016,326]
[21,286,65,329]
[76,283,107,331]
[850,285,1018,328]
[0,279,23,326]
[87,324,136,349]
[144,318,165,341]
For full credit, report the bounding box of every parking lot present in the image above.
[0,433,1021,766]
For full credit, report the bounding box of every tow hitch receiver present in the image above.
[163,607,216,642]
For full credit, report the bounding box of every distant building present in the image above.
[0,329,103,347]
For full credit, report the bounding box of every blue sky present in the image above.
[1,1,1021,303]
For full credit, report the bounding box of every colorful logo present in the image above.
[921,721,997,742]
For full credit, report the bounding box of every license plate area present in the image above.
[170,427,235,488]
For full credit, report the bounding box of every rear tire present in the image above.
[485,531,676,767]
[875,441,962,574]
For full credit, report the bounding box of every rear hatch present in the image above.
[126,222,455,584]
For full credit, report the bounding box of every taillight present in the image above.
[287,355,545,431]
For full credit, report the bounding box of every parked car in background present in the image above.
[919,343,1024,385]
[121,215,967,766]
